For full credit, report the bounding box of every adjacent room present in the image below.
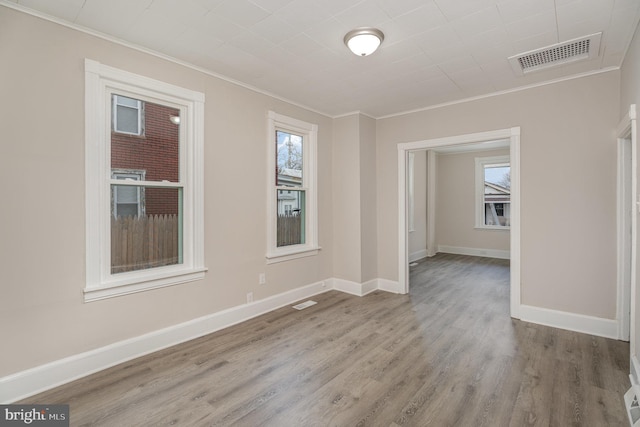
[2,0,640,425]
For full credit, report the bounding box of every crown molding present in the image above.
[377,66,620,120]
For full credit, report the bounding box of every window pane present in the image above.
[484,165,510,188]
[113,95,141,135]
[116,105,139,134]
[112,172,144,217]
[116,185,138,204]
[111,96,180,182]
[484,203,511,226]
[277,189,305,247]
[115,95,138,108]
[113,185,141,218]
[483,163,510,227]
[276,130,303,187]
[111,186,183,274]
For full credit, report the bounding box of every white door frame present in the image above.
[397,127,521,318]
[617,109,635,341]
[616,105,637,380]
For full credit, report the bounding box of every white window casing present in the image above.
[85,59,206,302]
[266,111,319,263]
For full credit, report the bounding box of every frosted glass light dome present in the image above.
[344,28,384,56]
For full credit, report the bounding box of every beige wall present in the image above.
[377,71,620,319]
[436,149,510,252]
[333,115,362,282]
[0,8,334,377]
[621,23,640,116]
[332,113,378,283]
[359,115,378,283]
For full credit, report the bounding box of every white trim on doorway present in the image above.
[616,106,636,342]
[397,127,521,319]
[426,150,437,257]
[616,105,637,386]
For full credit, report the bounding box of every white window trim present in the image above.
[266,111,319,263]
[85,59,206,302]
[475,155,510,230]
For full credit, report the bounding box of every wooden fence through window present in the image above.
[277,214,303,247]
[111,214,179,274]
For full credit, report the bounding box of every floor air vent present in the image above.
[508,33,602,76]
[292,300,317,310]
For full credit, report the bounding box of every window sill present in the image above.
[84,267,207,302]
[266,246,321,264]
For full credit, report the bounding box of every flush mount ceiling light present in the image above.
[344,27,384,56]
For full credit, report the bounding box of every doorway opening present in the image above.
[398,128,521,319]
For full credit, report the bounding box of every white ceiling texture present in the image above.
[4,0,640,117]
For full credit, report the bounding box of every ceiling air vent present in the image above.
[508,32,602,76]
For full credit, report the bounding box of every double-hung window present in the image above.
[475,155,511,229]
[266,111,319,263]
[85,59,206,301]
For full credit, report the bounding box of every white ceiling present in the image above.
[5,0,640,117]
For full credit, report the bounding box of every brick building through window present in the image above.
[111,96,180,217]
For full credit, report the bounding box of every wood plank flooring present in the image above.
[21,254,630,426]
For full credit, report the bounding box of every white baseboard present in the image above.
[438,245,510,260]
[409,249,428,263]
[332,278,402,296]
[332,278,364,296]
[377,278,402,294]
[332,278,377,296]
[0,280,331,404]
[519,304,618,339]
[361,279,379,295]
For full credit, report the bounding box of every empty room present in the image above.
[2,0,640,425]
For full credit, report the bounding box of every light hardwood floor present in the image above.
[22,254,630,426]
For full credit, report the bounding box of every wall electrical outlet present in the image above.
[247,292,253,303]
[259,273,266,285]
